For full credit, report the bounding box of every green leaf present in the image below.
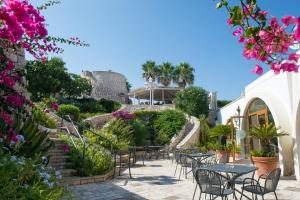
[216,2,223,9]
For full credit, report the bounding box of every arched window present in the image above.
[246,98,276,153]
[248,98,274,128]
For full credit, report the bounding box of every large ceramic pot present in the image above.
[216,150,230,163]
[251,156,278,177]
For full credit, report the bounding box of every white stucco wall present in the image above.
[217,64,300,177]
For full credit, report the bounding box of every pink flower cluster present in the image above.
[0,110,13,126]
[6,93,24,108]
[228,2,300,75]
[112,110,135,121]
[0,0,63,60]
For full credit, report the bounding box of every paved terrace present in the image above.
[71,159,300,200]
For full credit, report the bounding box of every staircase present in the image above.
[47,131,77,177]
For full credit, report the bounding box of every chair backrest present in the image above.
[195,169,224,195]
[204,155,217,166]
[264,168,281,192]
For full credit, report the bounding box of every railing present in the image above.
[49,112,114,170]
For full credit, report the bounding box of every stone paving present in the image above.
[71,159,300,200]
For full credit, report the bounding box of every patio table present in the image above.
[146,146,164,159]
[200,163,257,200]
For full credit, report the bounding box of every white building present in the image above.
[217,54,300,179]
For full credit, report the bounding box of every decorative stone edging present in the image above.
[63,169,115,186]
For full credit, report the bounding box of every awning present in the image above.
[128,87,182,101]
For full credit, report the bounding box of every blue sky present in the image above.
[30,0,299,100]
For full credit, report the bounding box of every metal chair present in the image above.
[240,168,281,200]
[177,153,192,180]
[195,168,233,200]
[232,159,255,185]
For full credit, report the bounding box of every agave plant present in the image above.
[250,123,287,155]
[13,116,53,157]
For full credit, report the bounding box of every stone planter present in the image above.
[252,156,278,178]
[216,150,230,163]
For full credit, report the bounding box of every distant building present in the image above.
[82,70,128,104]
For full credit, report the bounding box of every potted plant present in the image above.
[250,123,286,177]
[210,125,232,163]
[230,145,241,160]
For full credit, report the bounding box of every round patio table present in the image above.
[200,163,257,200]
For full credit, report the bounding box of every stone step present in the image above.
[59,169,77,177]
[51,162,73,170]
[49,155,70,163]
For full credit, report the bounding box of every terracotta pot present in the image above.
[235,152,241,160]
[252,156,278,177]
[216,150,230,163]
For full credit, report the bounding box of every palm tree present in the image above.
[142,61,158,82]
[157,62,174,87]
[174,63,194,88]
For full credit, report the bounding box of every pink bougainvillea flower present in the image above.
[281,62,299,73]
[251,64,263,75]
[233,27,243,36]
[288,53,300,62]
[293,18,300,41]
[3,76,16,88]
[0,110,13,126]
[6,93,24,108]
[227,18,233,26]
[259,10,268,16]
[281,16,296,27]
[238,36,245,43]
[51,102,59,111]
[271,63,282,74]
[62,144,69,153]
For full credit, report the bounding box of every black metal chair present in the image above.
[232,159,255,185]
[240,168,281,200]
[195,168,233,200]
[177,153,192,180]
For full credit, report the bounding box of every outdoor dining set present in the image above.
[173,148,281,200]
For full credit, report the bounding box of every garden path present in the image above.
[71,159,300,200]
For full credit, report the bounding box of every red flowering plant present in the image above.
[0,0,88,148]
[217,0,300,75]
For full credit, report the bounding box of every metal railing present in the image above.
[49,112,114,170]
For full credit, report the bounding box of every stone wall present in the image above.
[4,48,26,69]
[82,70,128,104]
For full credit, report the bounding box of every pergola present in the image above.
[128,86,182,105]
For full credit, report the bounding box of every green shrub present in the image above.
[0,152,66,200]
[32,107,57,128]
[210,124,232,137]
[57,104,80,121]
[174,86,209,117]
[154,110,186,145]
[80,112,104,120]
[131,119,148,146]
[58,98,121,114]
[60,134,113,176]
[134,110,159,145]
[134,110,186,145]
[105,119,134,149]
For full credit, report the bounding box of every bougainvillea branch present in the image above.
[0,0,88,146]
[217,0,300,75]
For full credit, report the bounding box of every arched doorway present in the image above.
[241,98,276,158]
